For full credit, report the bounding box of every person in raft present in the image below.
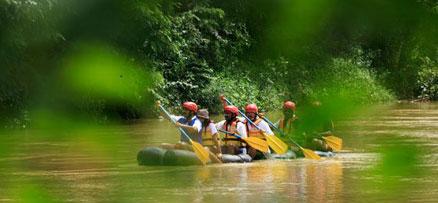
[243,103,275,160]
[294,100,333,152]
[197,109,223,163]
[157,101,202,150]
[309,101,334,152]
[274,101,299,136]
[215,105,252,163]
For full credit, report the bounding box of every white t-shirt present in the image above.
[245,119,274,136]
[215,120,247,138]
[206,122,218,135]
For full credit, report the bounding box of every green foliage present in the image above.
[0,0,436,127]
[0,0,61,127]
[310,57,395,105]
[214,0,438,100]
[417,57,438,100]
[290,56,395,135]
[205,71,283,113]
[145,6,249,108]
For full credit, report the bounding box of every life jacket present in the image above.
[279,115,297,134]
[177,116,202,143]
[201,122,215,147]
[245,118,265,140]
[221,119,242,146]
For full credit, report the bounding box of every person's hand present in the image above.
[175,122,183,127]
[216,153,222,158]
[219,95,225,102]
[258,112,265,118]
[155,100,161,108]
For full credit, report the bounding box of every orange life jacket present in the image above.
[245,118,265,140]
[221,120,243,146]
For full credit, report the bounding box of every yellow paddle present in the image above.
[218,129,269,153]
[260,116,321,160]
[159,104,210,165]
[322,135,343,151]
[264,132,289,154]
[222,97,288,154]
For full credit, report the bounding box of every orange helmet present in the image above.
[182,102,198,112]
[224,105,239,114]
[245,104,258,113]
[283,101,296,110]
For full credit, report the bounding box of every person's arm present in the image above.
[176,119,201,135]
[315,120,334,136]
[318,131,332,137]
[236,122,247,138]
[156,100,169,119]
[260,121,274,136]
[215,120,224,130]
[156,101,183,126]
[219,95,227,108]
[209,123,222,155]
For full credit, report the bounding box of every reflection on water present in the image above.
[188,160,344,202]
[0,103,437,201]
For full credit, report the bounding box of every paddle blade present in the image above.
[190,140,211,165]
[322,135,343,151]
[265,134,288,154]
[243,137,269,153]
[301,148,321,160]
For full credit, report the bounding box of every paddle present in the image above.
[218,129,269,153]
[259,116,321,160]
[272,117,343,151]
[221,96,288,154]
[321,135,343,151]
[158,104,210,165]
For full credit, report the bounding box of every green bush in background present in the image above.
[146,6,249,110]
[0,0,437,127]
[417,57,438,101]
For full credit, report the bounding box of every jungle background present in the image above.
[1,0,437,127]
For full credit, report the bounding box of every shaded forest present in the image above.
[1,0,437,127]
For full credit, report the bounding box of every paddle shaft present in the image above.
[223,98,266,132]
[218,129,243,139]
[262,115,341,150]
[223,97,289,155]
[159,105,194,143]
[260,116,304,150]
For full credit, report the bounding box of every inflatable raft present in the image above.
[137,147,204,166]
[137,147,335,166]
[137,146,253,166]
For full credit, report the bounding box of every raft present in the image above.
[137,147,203,166]
[137,146,253,166]
[137,147,335,166]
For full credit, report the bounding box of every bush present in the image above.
[310,58,395,104]
[204,70,284,113]
[417,57,438,100]
[146,7,249,108]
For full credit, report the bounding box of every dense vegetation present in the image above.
[1,0,437,127]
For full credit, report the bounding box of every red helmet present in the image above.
[245,104,258,113]
[182,102,198,112]
[224,105,239,114]
[283,101,296,110]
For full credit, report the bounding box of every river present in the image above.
[0,103,437,202]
